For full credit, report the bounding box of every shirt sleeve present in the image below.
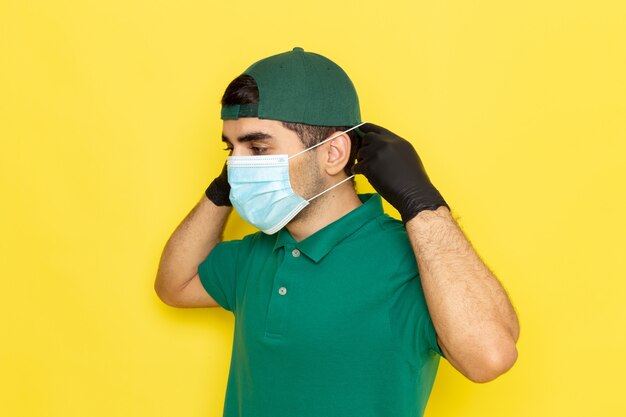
[420,305,445,358]
[388,248,446,366]
[197,239,242,313]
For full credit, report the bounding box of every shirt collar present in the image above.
[273,193,384,263]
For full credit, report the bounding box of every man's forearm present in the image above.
[155,194,232,298]
[405,206,519,382]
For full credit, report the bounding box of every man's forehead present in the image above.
[221,118,296,142]
[223,117,276,130]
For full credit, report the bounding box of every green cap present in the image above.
[221,47,361,126]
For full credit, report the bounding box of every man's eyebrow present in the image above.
[221,132,275,144]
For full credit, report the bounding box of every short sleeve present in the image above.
[197,239,242,312]
[420,307,445,358]
[388,249,445,367]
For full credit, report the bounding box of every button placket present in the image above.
[264,246,298,338]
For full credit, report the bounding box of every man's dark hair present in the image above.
[221,75,359,178]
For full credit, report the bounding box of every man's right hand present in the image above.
[205,162,231,206]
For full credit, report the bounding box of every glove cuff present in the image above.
[205,178,232,207]
[399,189,450,223]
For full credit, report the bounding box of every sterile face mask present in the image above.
[227,122,366,235]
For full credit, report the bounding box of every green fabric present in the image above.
[198,193,443,417]
[221,47,361,126]
[221,103,259,119]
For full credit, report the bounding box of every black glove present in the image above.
[352,123,449,223]
[205,162,231,206]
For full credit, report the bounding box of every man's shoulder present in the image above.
[344,213,417,275]
[215,230,274,253]
[375,212,406,231]
[356,212,412,250]
[367,211,408,236]
[203,232,274,271]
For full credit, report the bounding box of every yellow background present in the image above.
[1,0,625,416]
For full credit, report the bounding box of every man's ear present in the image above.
[322,132,351,176]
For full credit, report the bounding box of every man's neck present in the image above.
[286,183,363,242]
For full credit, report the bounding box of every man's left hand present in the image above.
[352,122,450,223]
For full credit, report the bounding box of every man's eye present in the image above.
[251,146,268,154]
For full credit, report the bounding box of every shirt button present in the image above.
[292,249,301,257]
[278,287,287,295]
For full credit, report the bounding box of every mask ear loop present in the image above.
[287,121,367,202]
[306,174,356,202]
[288,122,367,160]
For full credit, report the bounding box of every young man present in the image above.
[155,47,520,417]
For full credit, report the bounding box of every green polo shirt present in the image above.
[198,193,444,417]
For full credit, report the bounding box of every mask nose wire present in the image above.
[287,121,367,160]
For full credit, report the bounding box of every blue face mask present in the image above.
[227,122,366,234]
